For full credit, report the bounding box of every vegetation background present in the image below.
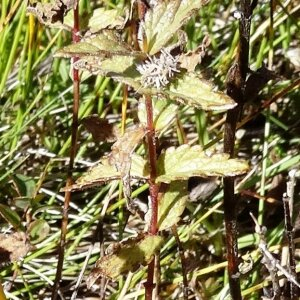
[0,0,299,299]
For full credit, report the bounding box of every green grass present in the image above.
[0,0,299,299]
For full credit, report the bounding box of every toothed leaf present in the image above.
[86,234,163,287]
[62,154,149,192]
[167,73,236,110]
[54,31,146,84]
[55,31,141,58]
[139,0,208,54]
[136,73,236,111]
[88,8,127,32]
[156,145,249,183]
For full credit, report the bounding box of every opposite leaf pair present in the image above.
[54,0,236,111]
[64,138,248,193]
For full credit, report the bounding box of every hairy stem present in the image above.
[51,4,80,300]
[145,95,159,235]
[135,4,158,298]
[223,1,255,299]
[144,95,159,300]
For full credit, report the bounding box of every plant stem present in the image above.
[283,194,297,298]
[145,95,159,235]
[172,225,189,300]
[51,4,80,300]
[223,1,255,299]
[144,95,159,300]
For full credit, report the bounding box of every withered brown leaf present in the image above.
[86,233,163,288]
[178,36,210,72]
[61,153,149,192]
[109,125,147,204]
[81,115,120,143]
[0,232,31,266]
[27,0,77,29]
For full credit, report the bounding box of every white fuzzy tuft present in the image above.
[136,49,180,89]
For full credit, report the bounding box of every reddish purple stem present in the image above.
[51,4,80,300]
[144,95,159,300]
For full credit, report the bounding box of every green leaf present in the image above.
[88,8,127,32]
[55,34,234,111]
[157,181,188,231]
[27,219,51,243]
[55,31,136,57]
[0,204,25,231]
[12,174,36,198]
[61,158,118,192]
[74,55,142,82]
[138,98,178,132]
[55,31,145,85]
[68,61,234,111]
[13,194,44,210]
[86,234,163,287]
[167,73,236,110]
[156,145,249,183]
[54,31,147,85]
[136,73,236,111]
[62,154,149,192]
[139,0,207,54]
[13,198,32,209]
[70,64,235,110]
[55,30,145,60]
